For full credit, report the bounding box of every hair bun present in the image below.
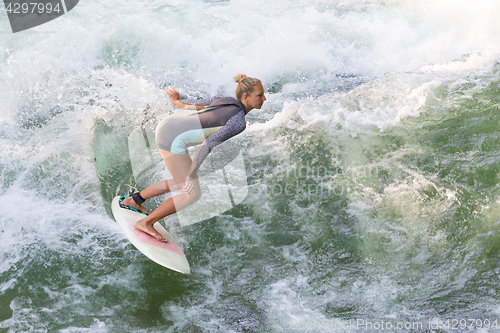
[233,73,247,84]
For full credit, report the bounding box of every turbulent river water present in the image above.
[1,0,500,332]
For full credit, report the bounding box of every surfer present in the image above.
[119,73,266,242]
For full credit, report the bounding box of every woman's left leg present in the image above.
[122,179,181,215]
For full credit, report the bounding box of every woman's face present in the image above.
[245,84,266,110]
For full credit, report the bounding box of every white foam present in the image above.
[3,0,500,103]
[250,74,445,140]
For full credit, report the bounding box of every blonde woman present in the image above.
[120,74,266,242]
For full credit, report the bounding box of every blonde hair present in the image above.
[233,73,262,102]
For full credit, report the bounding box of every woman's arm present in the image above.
[166,87,214,110]
[187,110,246,179]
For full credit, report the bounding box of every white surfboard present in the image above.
[111,196,190,274]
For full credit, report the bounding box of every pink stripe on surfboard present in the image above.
[131,227,184,255]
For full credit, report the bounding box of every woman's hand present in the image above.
[183,176,194,194]
[166,87,205,110]
[165,87,180,103]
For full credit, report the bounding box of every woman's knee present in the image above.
[186,189,201,205]
[166,179,181,192]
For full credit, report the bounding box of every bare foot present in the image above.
[122,196,151,215]
[135,219,167,243]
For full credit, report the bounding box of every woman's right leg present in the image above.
[134,149,201,242]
